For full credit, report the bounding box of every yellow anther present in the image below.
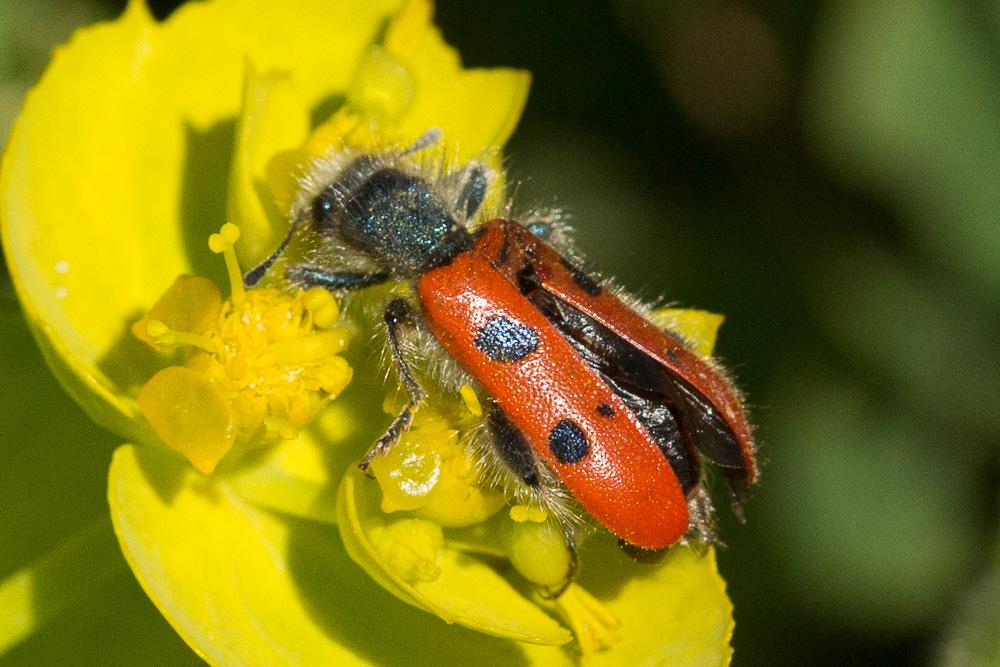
[219,222,241,245]
[146,319,169,338]
[304,287,339,329]
[316,357,353,395]
[312,302,339,329]
[459,384,482,416]
[267,326,350,365]
[208,223,246,307]
[145,319,217,353]
[510,505,548,523]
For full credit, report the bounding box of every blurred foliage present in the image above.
[0,1,112,146]
[2,0,999,665]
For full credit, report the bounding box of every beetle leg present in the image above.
[286,265,391,291]
[359,298,425,470]
[686,485,719,544]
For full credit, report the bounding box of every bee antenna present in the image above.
[243,211,305,287]
[399,127,442,157]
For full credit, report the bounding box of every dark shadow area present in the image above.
[179,119,236,284]
[309,93,346,130]
[285,516,543,666]
[574,533,668,601]
[132,437,192,506]
[0,310,119,581]
[104,0,185,22]
[8,552,200,667]
[95,309,173,398]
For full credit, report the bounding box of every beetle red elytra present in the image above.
[245,129,758,589]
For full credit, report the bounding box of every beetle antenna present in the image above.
[243,211,305,287]
[399,127,442,157]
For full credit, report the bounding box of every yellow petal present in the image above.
[398,68,531,164]
[137,366,235,474]
[227,63,310,265]
[650,308,726,356]
[576,538,735,666]
[348,46,418,127]
[337,466,572,645]
[362,0,531,162]
[110,443,567,664]
[228,400,366,524]
[1,0,401,437]
[130,275,221,349]
[368,517,444,584]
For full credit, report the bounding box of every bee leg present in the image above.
[359,298,425,470]
[486,401,578,597]
[286,265,391,291]
[455,162,489,219]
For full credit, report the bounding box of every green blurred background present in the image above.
[2,1,999,664]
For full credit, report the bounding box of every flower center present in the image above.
[136,223,353,473]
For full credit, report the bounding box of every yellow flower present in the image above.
[128,222,353,474]
[1,0,735,663]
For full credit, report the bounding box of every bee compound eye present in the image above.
[311,191,339,231]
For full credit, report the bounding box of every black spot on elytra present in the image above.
[548,420,590,464]
[665,348,681,364]
[560,258,601,296]
[597,403,615,418]
[474,316,539,362]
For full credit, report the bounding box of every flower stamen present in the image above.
[145,319,218,353]
[208,223,246,307]
[135,224,354,473]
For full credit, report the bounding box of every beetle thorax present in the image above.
[312,163,472,277]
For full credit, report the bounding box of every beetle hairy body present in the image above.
[244,131,758,590]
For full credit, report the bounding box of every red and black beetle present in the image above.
[245,130,757,586]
